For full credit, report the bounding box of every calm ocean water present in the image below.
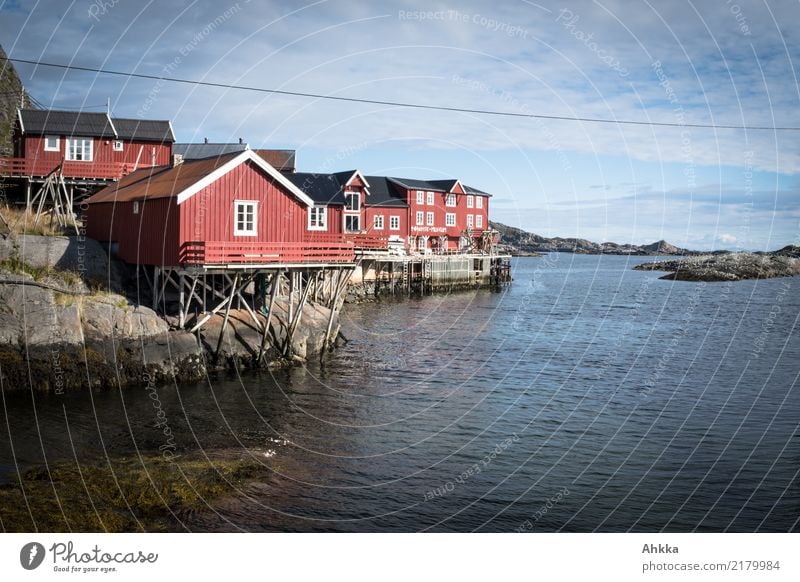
[2,255,798,531]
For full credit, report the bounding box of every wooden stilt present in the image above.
[214,272,240,358]
[284,270,312,357]
[257,272,281,363]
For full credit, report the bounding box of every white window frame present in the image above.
[308,206,327,231]
[476,196,483,209]
[446,193,456,207]
[113,140,124,152]
[467,195,474,208]
[445,213,456,227]
[344,214,361,233]
[345,191,360,212]
[476,214,483,228]
[416,211,424,226]
[234,200,258,236]
[390,215,400,231]
[426,211,434,226]
[65,137,93,161]
[418,237,427,250]
[467,214,474,228]
[373,214,384,230]
[416,190,425,204]
[44,135,60,151]
[426,191,434,205]
[133,201,140,215]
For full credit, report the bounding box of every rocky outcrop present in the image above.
[0,235,339,392]
[634,253,800,281]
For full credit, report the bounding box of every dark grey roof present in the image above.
[18,109,115,138]
[387,177,448,192]
[464,184,492,197]
[18,109,174,142]
[282,171,347,205]
[426,179,459,192]
[364,176,407,207]
[113,118,174,142]
[173,142,248,159]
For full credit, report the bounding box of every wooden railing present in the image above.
[0,157,132,180]
[180,240,356,265]
[307,232,389,250]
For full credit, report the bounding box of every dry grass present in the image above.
[0,206,71,237]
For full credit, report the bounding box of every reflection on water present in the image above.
[2,255,798,531]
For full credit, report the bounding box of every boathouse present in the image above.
[84,148,356,353]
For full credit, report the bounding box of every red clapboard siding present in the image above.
[179,160,308,248]
[87,198,180,266]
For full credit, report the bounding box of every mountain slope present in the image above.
[0,45,32,156]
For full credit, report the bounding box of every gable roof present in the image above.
[282,170,368,205]
[463,184,492,197]
[254,149,296,172]
[364,176,407,207]
[18,109,115,138]
[174,142,248,159]
[85,150,314,207]
[17,109,174,142]
[387,177,448,192]
[113,118,175,142]
[426,179,462,192]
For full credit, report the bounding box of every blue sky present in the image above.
[1,0,798,249]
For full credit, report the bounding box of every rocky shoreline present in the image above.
[0,234,340,392]
[634,251,800,281]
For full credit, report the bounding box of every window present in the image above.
[373,215,384,230]
[467,214,474,228]
[418,237,427,250]
[446,213,456,227]
[345,215,360,232]
[390,215,400,230]
[416,211,424,225]
[133,201,140,215]
[65,137,93,161]
[476,196,483,209]
[234,200,257,236]
[113,140,124,151]
[345,191,360,212]
[446,193,456,207]
[44,136,59,151]
[416,190,425,204]
[476,214,483,228]
[426,211,434,226]
[308,207,327,230]
[426,191,434,205]
[467,195,474,208]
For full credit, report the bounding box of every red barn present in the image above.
[6,109,174,181]
[85,149,353,267]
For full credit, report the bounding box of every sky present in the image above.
[1,0,798,250]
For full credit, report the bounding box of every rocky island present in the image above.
[634,247,800,281]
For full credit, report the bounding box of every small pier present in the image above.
[350,252,512,296]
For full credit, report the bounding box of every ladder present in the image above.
[401,260,409,292]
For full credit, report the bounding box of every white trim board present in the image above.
[176,149,315,207]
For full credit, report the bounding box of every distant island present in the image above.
[490,221,695,256]
[491,221,800,282]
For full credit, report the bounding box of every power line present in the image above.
[6,56,800,132]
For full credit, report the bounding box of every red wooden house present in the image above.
[384,177,491,252]
[3,109,174,182]
[84,149,354,267]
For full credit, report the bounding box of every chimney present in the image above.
[204,137,208,144]
[172,153,184,167]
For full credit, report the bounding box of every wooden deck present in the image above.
[179,240,356,266]
[0,157,130,180]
